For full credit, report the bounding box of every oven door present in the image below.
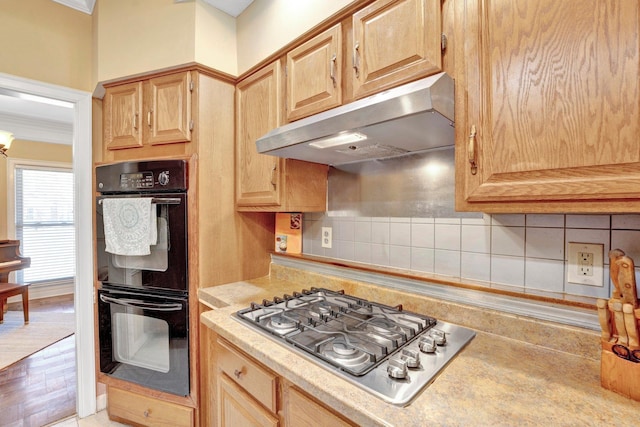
[98,287,189,396]
[96,193,188,293]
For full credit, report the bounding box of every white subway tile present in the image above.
[411,217,435,224]
[353,242,372,264]
[525,227,564,260]
[435,218,461,224]
[565,214,610,229]
[491,255,525,286]
[389,245,411,269]
[390,217,411,223]
[461,252,491,282]
[371,222,390,245]
[492,226,525,257]
[390,222,411,246]
[354,221,372,243]
[372,217,390,223]
[461,213,491,225]
[336,241,355,261]
[526,214,564,228]
[434,249,461,277]
[461,225,490,254]
[435,224,461,251]
[354,216,372,222]
[371,243,389,266]
[611,230,640,262]
[612,215,640,230]
[334,220,354,242]
[412,223,435,248]
[524,258,564,292]
[492,214,525,226]
[411,247,434,273]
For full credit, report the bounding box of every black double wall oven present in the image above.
[95,160,190,397]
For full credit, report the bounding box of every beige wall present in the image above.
[0,0,92,91]
[0,141,73,239]
[96,0,237,83]
[236,0,354,74]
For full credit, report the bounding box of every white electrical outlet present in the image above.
[567,242,604,286]
[321,227,332,249]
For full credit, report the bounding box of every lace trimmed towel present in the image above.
[103,198,157,256]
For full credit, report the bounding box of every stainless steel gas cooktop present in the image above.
[235,287,475,406]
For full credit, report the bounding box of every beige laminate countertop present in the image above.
[199,265,640,426]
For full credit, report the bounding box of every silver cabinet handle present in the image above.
[330,53,337,87]
[353,41,360,78]
[147,110,153,127]
[133,113,138,130]
[233,368,243,379]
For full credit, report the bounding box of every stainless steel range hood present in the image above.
[255,72,454,166]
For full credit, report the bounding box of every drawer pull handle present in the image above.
[234,368,244,379]
[144,410,150,418]
[468,124,478,175]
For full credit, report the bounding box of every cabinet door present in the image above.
[104,81,143,150]
[283,385,355,427]
[351,0,442,100]
[146,71,192,145]
[236,61,283,207]
[286,23,342,122]
[457,0,640,212]
[218,374,279,427]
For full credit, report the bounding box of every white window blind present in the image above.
[15,166,75,284]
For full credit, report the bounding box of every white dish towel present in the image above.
[103,198,157,256]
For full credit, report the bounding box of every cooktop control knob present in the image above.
[387,356,408,379]
[419,336,437,353]
[430,329,447,345]
[401,348,420,368]
[158,170,170,186]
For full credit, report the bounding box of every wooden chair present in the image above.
[0,282,29,324]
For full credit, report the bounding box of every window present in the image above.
[13,163,75,285]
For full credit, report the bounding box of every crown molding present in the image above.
[52,0,96,15]
[0,112,73,145]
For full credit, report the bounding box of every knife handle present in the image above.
[609,249,625,299]
[623,303,640,349]
[609,300,629,346]
[597,299,612,341]
[616,255,639,307]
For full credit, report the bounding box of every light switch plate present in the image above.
[567,242,604,287]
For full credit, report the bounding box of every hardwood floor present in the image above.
[0,295,76,427]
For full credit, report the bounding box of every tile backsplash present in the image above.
[302,213,640,303]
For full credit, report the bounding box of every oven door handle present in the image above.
[99,294,184,311]
[98,197,181,205]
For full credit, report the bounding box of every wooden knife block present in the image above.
[601,341,640,401]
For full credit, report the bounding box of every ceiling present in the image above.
[0,0,256,146]
[52,0,255,17]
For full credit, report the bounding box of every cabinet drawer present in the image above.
[107,386,193,427]
[217,338,278,412]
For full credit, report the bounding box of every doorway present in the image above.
[0,72,95,418]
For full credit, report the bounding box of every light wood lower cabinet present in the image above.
[218,374,280,427]
[107,386,194,427]
[213,337,354,427]
[282,384,356,427]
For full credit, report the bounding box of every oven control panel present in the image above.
[96,160,188,193]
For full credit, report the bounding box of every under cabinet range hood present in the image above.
[255,72,454,166]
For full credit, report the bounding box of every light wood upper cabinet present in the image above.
[456,0,640,212]
[145,72,192,145]
[236,61,283,207]
[103,81,143,150]
[286,23,342,122]
[104,71,193,153]
[351,0,442,100]
[236,61,328,212]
